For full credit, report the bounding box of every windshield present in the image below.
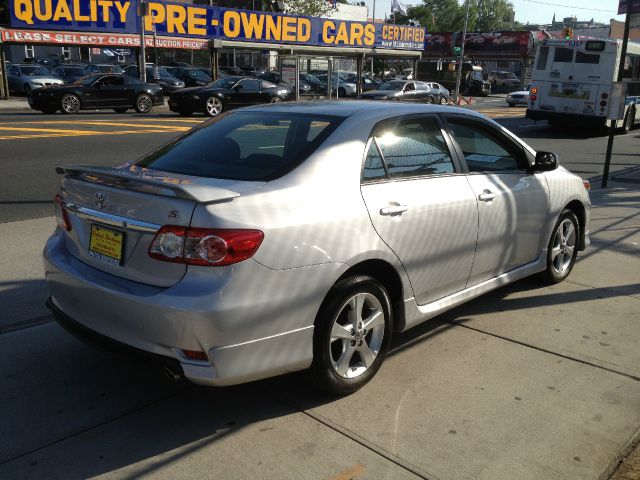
[210,77,238,89]
[155,67,172,77]
[189,69,211,80]
[63,67,87,76]
[471,71,484,81]
[135,111,343,181]
[20,66,49,76]
[74,75,100,85]
[379,81,405,91]
[98,65,123,73]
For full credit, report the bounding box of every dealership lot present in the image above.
[0,101,639,479]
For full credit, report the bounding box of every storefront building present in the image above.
[0,0,426,99]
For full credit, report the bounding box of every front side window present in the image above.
[239,79,260,90]
[373,118,455,179]
[136,112,343,181]
[446,119,524,173]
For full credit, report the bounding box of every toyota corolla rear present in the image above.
[43,110,345,386]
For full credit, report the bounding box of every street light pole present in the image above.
[139,1,148,82]
[454,0,470,101]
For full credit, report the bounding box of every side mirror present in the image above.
[534,151,558,172]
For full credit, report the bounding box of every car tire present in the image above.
[507,102,515,107]
[134,94,153,113]
[439,96,447,105]
[24,84,31,96]
[425,96,435,104]
[270,96,283,103]
[540,209,580,284]
[338,87,346,97]
[113,108,128,113]
[60,94,81,114]
[309,275,393,396]
[203,96,224,117]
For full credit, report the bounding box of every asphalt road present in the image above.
[1,100,638,224]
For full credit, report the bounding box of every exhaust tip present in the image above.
[163,365,183,382]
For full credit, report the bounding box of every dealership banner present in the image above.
[8,0,426,50]
[1,28,210,49]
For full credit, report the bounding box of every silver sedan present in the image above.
[44,102,591,395]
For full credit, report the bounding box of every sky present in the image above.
[360,0,626,26]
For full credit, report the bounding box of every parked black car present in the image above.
[344,74,380,92]
[359,80,440,103]
[168,76,290,117]
[299,73,327,94]
[124,65,186,93]
[51,64,89,84]
[164,66,212,87]
[28,73,164,114]
[85,64,125,74]
[220,66,245,76]
[258,71,311,95]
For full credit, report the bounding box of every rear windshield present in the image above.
[135,111,343,181]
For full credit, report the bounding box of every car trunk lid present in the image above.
[57,164,264,287]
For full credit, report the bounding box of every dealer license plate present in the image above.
[88,224,125,266]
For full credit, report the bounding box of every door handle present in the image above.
[478,191,497,202]
[380,205,408,215]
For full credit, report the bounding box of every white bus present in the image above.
[526,37,640,133]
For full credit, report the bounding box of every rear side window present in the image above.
[536,47,549,70]
[136,112,343,181]
[371,118,455,179]
[553,48,574,63]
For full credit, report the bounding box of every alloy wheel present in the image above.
[329,292,385,379]
[551,219,576,275]
[270,96,283,103]
[136,94,153,113]
[205,97,223,116]
[61,94,80,113]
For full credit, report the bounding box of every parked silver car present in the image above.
[7,64,64,95]
[44,102,591,395]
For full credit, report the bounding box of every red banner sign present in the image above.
[0,28,209,50]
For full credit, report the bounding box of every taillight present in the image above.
[149,226,264,266]
[530,94,537,101]
[531,87,538,94]
[53,195,71,231]
[583,179,591,191]
[182,349,208,361]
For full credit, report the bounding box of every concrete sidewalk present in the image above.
[0,97,31,111]
[0,169,638,479]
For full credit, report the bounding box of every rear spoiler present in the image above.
[56,164,241,204]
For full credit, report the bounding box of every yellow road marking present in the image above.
[0,129,184,140]
[27,120,192,130]
[0,126,100,135]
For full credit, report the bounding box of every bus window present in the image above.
[536,47,549,70]
[575,51,600,64]
[553,48,574,63]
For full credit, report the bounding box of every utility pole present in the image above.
[371,0,376,76]
[454,0,470,101]
[602,4,633,188]
[139,1,148,82]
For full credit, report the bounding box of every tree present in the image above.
[474,0,516,31]
[394,0,517,32]
[283,0,334,17]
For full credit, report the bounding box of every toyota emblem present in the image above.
[95,192,108,209]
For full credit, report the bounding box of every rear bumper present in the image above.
[526,109,606,125]
[43,229,336,386]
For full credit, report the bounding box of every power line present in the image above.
[521,0,618,13]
